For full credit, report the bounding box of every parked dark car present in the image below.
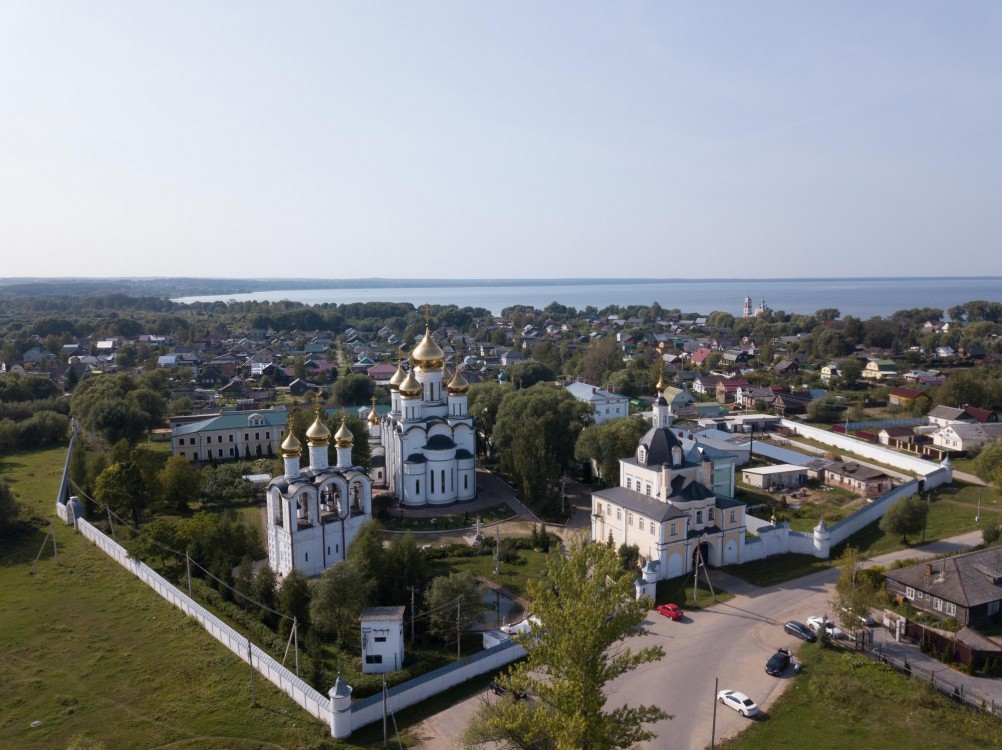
[784,620,817,643]
[490,680,527,700]
[765,647,792,676]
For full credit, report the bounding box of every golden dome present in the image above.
[398,369,422,398]
[368,397,381,425]
[388,361,406,390]
[306,411,331,447]
[410,326,445,370]
[280,430,302,458]
[656,371,666,393]
[334,418,354,448]
[447,368,469,394]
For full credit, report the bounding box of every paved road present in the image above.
[413,530,992,749]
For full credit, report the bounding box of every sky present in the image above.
[1,2,1001,280]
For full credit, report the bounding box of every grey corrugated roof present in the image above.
[593,486,688,523]
[360,605,406,621]
[885,547,1002,608]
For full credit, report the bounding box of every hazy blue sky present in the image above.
[2,2,1000,280]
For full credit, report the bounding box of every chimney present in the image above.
[925,564,933,576]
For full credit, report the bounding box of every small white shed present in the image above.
[360,605,405,674]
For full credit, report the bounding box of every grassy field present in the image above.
[0,446,408,749]
[714,643,1002,750]
[427,546,553,600]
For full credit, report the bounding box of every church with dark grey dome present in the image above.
[377,324,476,507]
[591,374,746,580]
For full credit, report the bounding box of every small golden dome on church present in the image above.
[398,369,422,398]
[281,430,302,457]
[447,368,469,394]
[656,371,666,393]
[368,397,381,425]
[410,326,445,370]
[334,418,354,448]
[388,361,406,390]
[306,411,331,447]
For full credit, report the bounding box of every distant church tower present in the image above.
[652,371,673,429]
[742,295,753,319]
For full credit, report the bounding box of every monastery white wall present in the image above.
[75,518,331,724]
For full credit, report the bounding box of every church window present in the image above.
[305,552,308,562]
[626,478,631,490]
[708,508,714,522]
[442,470,446,492]
[596,502,602,515]
[365,654,383,664]
[229,434,233,442]
[628,513,633,526]
[464,475,468,490]
[650,522,655,535]
[670,522,676,535]
[431,473,435,492]
[696,510,703,524]
[646,484,651,496]
[416,480,421,494]
[327,546,330,556]
[229,448,234,456]
[616,509,621,520]
[606,505,611,516]
[374,636,387,643]
[265,432,270,438]
[245,433,249,440]
[206,436,211,443]
[639,518,644,531]
[256,432,260,440]
[729,510,736,523]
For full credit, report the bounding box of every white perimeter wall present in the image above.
[75,518,331,723]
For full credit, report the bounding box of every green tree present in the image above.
[879,495,929,544]
[578,336,623,385]
[838,358,864,386]
[461,535,668,749]
[277,569,312,632]
[310,558,375,646]
[424,571,488,645]
[158,455,202,512]
[94,461,146,526]
[832,546,877,632]
[0,480,19,534]
[494,384,592,514]
[574,416,649,486]
[468,381,509,458]
[973,439,1002,488]
[332,373,374,406]
[507,360,556,389]
[806,396,845,424]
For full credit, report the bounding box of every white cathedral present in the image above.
[379,325,477,507]
[266,410,373,578]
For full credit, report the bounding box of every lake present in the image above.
[173,277,1002,319]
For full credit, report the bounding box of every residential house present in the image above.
[863,359,898,380]
[692,374,723,396]
[820,363,841,384]
[888,387,931,410]
[715,378,749,404]
[878,426,916,446]
[932,423,1002,453]
[565,382,630,425]
[770,390,816,418]
[927,405,972,429]
[822,461,893,498]
[884,548,1002,627]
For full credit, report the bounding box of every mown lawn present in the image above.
[0,445,413,749]
[714,644,1002,750]
[427,546,553,600]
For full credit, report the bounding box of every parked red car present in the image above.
[657,603,683,621]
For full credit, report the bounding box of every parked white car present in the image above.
[717,689,759,717]
[807,615,844,639]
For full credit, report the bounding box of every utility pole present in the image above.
[186,549,193,599]
[107,507,116,542]
[457,600,462,660]
[382,675,388,748]
[293,616,300,677]
[693,546,699,606]
[248,638,257,706]
[50,519,57,565]
[977,488,982,524]
[409,586,417,645]
[711,676,719,748]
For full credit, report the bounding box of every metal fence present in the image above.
[858,643,1002,717]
